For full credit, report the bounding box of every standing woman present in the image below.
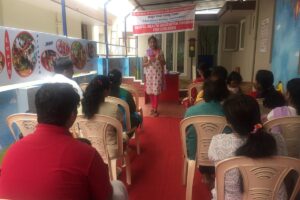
[143,36,166,117]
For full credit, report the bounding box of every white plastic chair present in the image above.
[106,96,141,155]
[79,83,88,93]
[180,115,227,200]
[121,83,144,130]
[75,114,131,185]
[6,113,38,140]
[264,116,300,158]
[216,156,300,200]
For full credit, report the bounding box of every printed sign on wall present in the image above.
[0,27,97,86]
[132,5,196,35]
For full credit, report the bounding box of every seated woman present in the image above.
[252,69,275,99]
[184,79,229,186]
[208,94,287,200]
[108,69,142,129]
[227,71,242,95]
[286,78,300,116]
[80,75,129,158]
[265,90,296,121]
[251,70,280,115]
[194,66,228,104]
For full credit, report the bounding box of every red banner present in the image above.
[5,31,12,79]
[132,5,196,35]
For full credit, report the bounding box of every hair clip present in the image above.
[251,123,263,134]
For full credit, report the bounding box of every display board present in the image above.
[0,27,97,86]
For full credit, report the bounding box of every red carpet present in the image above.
[120,117,211,200]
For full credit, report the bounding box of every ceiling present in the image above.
[128,0,228,11]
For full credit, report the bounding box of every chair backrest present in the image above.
[105,96,131,131]
[257,98,271,116]
[180,115,227,166]
[264,116,300,158]
[216,156,300,200]
[187,82,203,103]
[6,113,38,140]
[79,83,89,93]
[121,83,140,110]
[74,114,123,163]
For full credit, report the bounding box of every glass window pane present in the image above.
[166,33,173,71]
[154,34,162,49]
[177,32,185,73]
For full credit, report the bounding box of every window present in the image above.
[154,34,162,49]
[166,33,174,71]
[177,32,185,73]
[163,32,186,75]
[81,23,88,39]
[239,19,246,50]
[223,24,238,51]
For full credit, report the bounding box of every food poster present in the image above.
[0,27,98,86]
[0,27,42,86]
[68,38,98,73]
[38,32,68,74]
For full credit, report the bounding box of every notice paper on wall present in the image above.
[131,4,196,35]
[259,18,270,53]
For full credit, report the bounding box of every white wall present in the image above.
[253,0,275,74]
[218,0,275,82]
[218,13,256,82]
[0,0,3,25]
[1,0,58,34]
[0,0,107,40]
[230,14,256,82]
[137,35,149,57]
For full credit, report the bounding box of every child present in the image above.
[227,71,242,94]
[182,63,211,107]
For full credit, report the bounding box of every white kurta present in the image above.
[144,50,164,95]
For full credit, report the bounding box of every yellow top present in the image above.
[276,82,283,93]
[194,90,204,104]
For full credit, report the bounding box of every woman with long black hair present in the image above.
[80,75,128,158]
[208,94,287,200]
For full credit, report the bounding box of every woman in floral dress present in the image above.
[143,36,166,117]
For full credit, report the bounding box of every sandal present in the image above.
[153,111,159,117]
[150,109,155,115]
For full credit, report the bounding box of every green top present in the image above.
[109,87,141,128]
[184,101,227,160]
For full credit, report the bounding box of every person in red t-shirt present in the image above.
[0,83,128,200]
